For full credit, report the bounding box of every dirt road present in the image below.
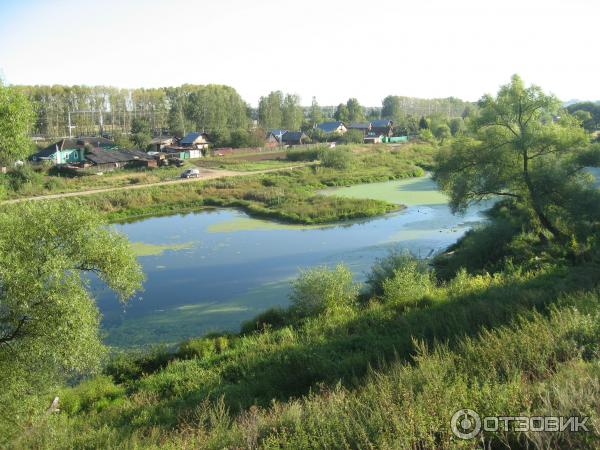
[2,164,313,205]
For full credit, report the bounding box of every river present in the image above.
[94,176,491,347]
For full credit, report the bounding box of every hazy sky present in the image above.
[0,0,597,106]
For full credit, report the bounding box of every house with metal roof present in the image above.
[347,122,372,135]
[281,131,309,146]
[316,121,347,134]
[180,132,210,149]
[31,137,116,164]
[370,120,394,137]
[85,148,155,171]
[266,129,288,143]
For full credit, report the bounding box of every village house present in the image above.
[370,119,394,137]
[347,122,372,135]
[316,121,347,134]
[84,148,156,171]
[180,132,210,150]
[163,131,211,158]
[266,129,287,147]
[281,131,309,146]
[31,137,116,164]
[149,136,176,153]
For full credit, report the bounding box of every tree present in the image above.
[185,85,249,131]
[340,129,365,144]
[282,94,303,130]
[434,75,590,239]
[449,117,465,136]
[418,116,429,129]
[334,103,350,122]
[258,91,284,129]
[0,201,143,435]
[346,98,365,122]
[573,110,594,132]
[308,96,322,127]
[0,83,34,165]
[381,95,405,124]
[131,117,152,149]
[433,124,451,143]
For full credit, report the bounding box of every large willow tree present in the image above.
[434,75,596,240]
[0,201,144,439]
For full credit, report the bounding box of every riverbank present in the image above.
[69,144,436,223]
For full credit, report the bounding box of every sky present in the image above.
[0,0,597,106]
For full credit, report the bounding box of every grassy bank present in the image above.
[69,144,435,223]
[13,254,600,449]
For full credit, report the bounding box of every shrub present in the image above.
[59,375,124,415]
[339,129,364,144]
[240,307,290,334]
[178,335,231,359]
[381,256,435,305]
[286,147,323,162]
[290,264,358,316]
[366,250,430,296]
[318,148,354,170]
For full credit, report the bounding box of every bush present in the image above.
[339,129,364,144]
[290,264,358,316]
[318,148,354,170]
[381,256,435,305]
[7,164,44,192]
[59,375,124,415]
[104,346,172,383]
[177,335,230,359]
[240,307,290,334]
[286,147,324,162]
[366,250,430,296]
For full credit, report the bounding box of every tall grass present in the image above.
[12,256,600,449]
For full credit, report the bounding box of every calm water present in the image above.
[95,177,491,347]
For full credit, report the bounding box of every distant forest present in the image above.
[13,84,476,139]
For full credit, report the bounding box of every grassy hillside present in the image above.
[13,247,600,448]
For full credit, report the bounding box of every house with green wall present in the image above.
[31,137,116,164]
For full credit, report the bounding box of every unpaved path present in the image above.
[2,164,313,205]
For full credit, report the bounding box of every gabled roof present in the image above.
[371,119,393,128]
[181,132,207,145]
[34,137,114,158]
[85,149,152,165]
[316,121,345,133]
[281,131,306,142]
[348,122,371,130]
[267,129,288,142]
[150,136,174,145]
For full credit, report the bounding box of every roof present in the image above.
[281,131,306,142]
[34,137,115,158]
[316,122,345,133]
[150,136,174,145]
[371,119,393,128]
[348,122,371,130]
[85,149,152,165]
[267,129,288,142]
[181,132,207,145]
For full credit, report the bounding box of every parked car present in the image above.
[180,168,200,179]
[171,157,184,167]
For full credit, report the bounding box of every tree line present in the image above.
[13,83,475,139]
